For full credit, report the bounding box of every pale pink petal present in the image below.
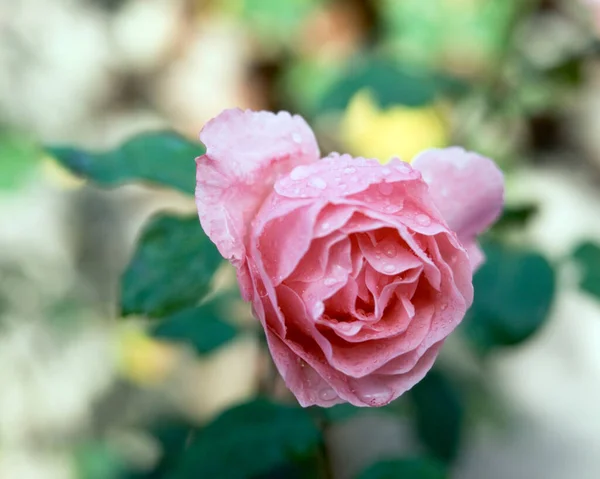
[412,147,504,267]
[195,108,319,265]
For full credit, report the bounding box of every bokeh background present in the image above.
[3,0,600,478]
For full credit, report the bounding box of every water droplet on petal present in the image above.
[385,245,397,257]
[292,132,302,143]
[354,382,394,406]
[319,387,337,401]
[290,165,310,180]
[396,162,410,172]
[416,213,431,226]
[378,182,393,196]
[383,264,396,274]
[441,303,448,311]
[343,167,356,174]
[309,177,327,189]
[382,167,391,176]
[324,277,336,286]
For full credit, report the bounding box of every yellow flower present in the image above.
[115,327,178,387]
[340,89,449,164]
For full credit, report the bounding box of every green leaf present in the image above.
[356,458,447,479]
[409,370,463,464]
[46,131,204,195]
[0,132,41,191]
[320,60,437,111]
[572,242,600,299]
[319,58,468,112]
[151,296,238,355]
[492,204,538,232]
[167,399,322,479]
[74,441,125,479]
[462,240,555,352]
[121,214,223,318]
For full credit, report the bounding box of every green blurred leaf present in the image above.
[0,132,41,190]
[320,58,468,112]
[409,370,463,464]
[462,240,555,352]
[75,442,125,479]
[46,131,204,195]
[121,214,223,318]
[241,0,322,44]
[151,296,237,355]
[124,419,199,479]
[572,242,600,299]
[356,458,447,479]
[167,399,322,479]
[491,204,538,232]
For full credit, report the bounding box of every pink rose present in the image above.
[195,109,503,407]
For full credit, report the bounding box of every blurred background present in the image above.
[3,0,600,478]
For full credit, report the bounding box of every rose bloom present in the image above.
[195,109,503,407]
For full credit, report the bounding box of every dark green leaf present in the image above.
[121,214,223,318]
[167,399,322,479]
[125,419,198,479]
[462,240,555,352]
[46,131,204,195]
[409,370,463,464]
[356,458,447,479]
[573,241,600,299]
[317,403,363,423]
[492,204,538,232]
[152,296,237,355]
[319,58,468,112]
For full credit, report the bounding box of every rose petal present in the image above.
[196,109,320,265]
[412,147,504,268]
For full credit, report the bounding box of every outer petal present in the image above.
[412,147,504,267]
[195,108,320,265]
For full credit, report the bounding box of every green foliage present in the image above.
[0,131,41,191]
[462,240,555,353]
[409,370,463,464]
[47,131,204,195]
[74,441,126,479]
[166,399,322,479]
[151,296,238,355]
[356,457,447,479]
[320,59,467,112]
[572,241,600,299]
[492,204,538,232]
[121,214,223,318]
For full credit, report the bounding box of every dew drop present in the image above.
[378,182,393,196]
[319,387,337,401]
[385,244,397,257]
[396,162,410,172]
[292,132,302,143]
[309,177,327,189]
[441,303,448,311]
[343,167,356,174]
[383,264,396,274]
[381,167,391,176]
[354,383,394,406]
[290,165,310,180]
[324,277,336,286]
[416,213,431,226]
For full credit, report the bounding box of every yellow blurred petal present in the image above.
[340,89,449,164]
[41,157,86,190]
[116,327,178,387]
